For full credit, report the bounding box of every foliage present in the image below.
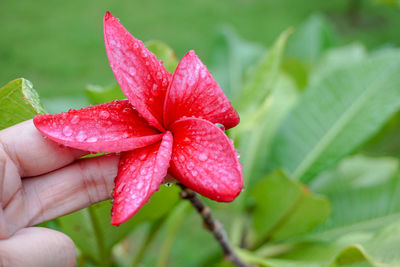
[2,11,400,266]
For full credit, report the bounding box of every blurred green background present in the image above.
[1,0,399,104]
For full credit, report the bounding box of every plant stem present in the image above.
[178,184,252,267]
[87,206,109,267]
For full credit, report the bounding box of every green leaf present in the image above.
[310,155,398,195]
[58,185,180,261]
[310,43,367,87]
[305,157,400,242]
[234,28,292,114]
[269,51,400,182]
[273,223,400,266]
[232,74,298,188]
[249,170,330,246]
[209,26,264,99]
[285,14,337,64]
[85,84,125,105]
[362,111,400,159]
[0,78,45,129]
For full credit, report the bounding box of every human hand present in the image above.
[0,120,119,267]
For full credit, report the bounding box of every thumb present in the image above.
[0,227,76,267]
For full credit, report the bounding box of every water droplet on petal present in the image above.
[236,149,241,159]
[199,152,208,162]
[215,123,225,131]
[122,132,129,138]
[137,181,144,189]
[140,169,147,175]
[179,155,185,162]
[71,115,80,124]
[76,131,87,142]
[156,71,162,80]
[139,153,147,160]
[134,43,139,49]
[87,137,98,143]
[62,126,73,137]
[99,110,110,120]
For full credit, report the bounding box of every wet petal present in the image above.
[169,118,243,202]
[164,50,240,129]
[111,132,173,225]
[104,11,171,131]
[33,100,162,153]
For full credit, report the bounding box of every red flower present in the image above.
[33,11,243,226]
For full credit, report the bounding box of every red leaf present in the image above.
[104,11,171,132]
[111,131,173,225]
[33,100,162,153]
[164,50,240,129]
[169,118,242,202]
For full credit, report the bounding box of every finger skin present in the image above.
[4,154,119,235]
[0,120,86,177]
[0,227,76,267]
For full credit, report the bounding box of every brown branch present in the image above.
[178,184,251,267]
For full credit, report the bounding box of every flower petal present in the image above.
[111,131,173,225]
[164,50,240,129]
[104,12,171,131]
[169,118,243,202]
[33,100,162,153]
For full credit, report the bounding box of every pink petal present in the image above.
[169,117,243,202]
[164,50,240,129]
[111,131,173,225]
[104,12,171,132]
[33,100,162,153]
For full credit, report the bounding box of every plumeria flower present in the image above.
[33,11,243,226]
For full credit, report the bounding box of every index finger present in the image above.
[0,120,87,177]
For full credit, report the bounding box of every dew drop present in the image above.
[145,60,149,66]
[62,126,73,137]
[183,137,191,143]
[200,69,207,79]
[198,152,208,161]
[71,115,80,124]
[191,170,198,177]
[76,131,87,142]
[140,169,147,175]
[139,153,147,160]
[179,155,185,162]
[215,123,225,131]
[133,43,139,49]
[147,74,151,81]
[129,67,136,75]
[87,137,98,143]
[156,71,162,80]
[123,107,131,114]
[122,132,129,138]
[235,149,241,159]
[137,181,144,189]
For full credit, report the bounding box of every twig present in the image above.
[178,183,251,267]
